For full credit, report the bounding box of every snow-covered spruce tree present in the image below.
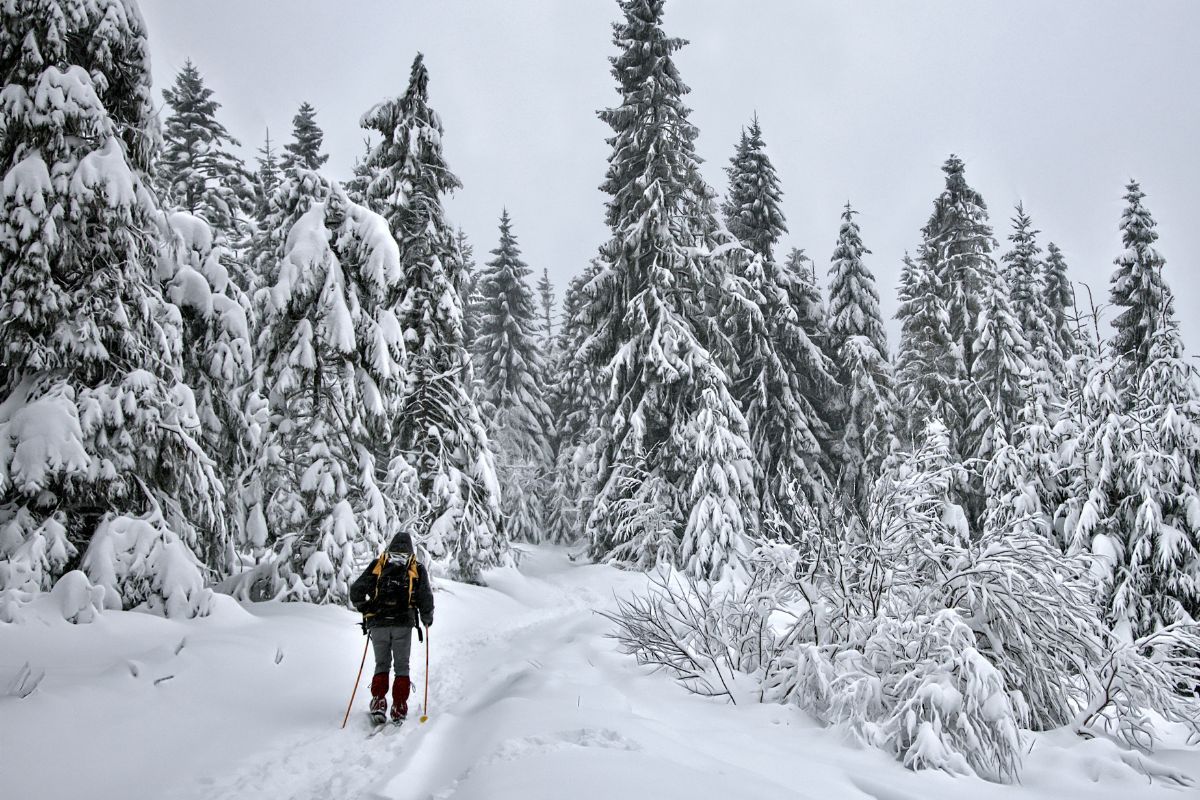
[246,173,409,603]
[826,204,895,511]
[0,0,223,618]
[152,62,260,569]
[1108,181,1173,391]
[344,137,374,206]
[1126,318,1200,627]
[966,266,1029,467]
[281,101,329,174]
[158,211,258,572]
[536,267,556,352]
[362,54,506,581]
[778,246,844,477]
[918,156,1000,452]
[1062,188,1199,638]
[1042,241,1077,373]
[456,228,483,357]
[545,261,602,544]
[717,123,838,526]
[1071,315,1200,638]
[253,128,281,220]
[1002,205,1058,377]
[583,0,757,583]
[1053,283,1105,549]
[986,366,1061,546]
[894,251,960,447]
[156,60,254,240]
[723,246,832,533]
[722,115,787,263]
[238,169,331,571]
[472,211,555,543]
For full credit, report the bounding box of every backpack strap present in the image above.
[362,550,388,621]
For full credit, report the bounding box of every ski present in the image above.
[368,719,404,738]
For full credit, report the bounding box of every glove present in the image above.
[354,596,377,615]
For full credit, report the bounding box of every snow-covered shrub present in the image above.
[50,570,106,624]
[1075,624,1200,751]
[777,609,1026,781]
[0,508,75,595]
[82,512,213,618]
[767,613,1025,782]
[880,612,1022,781]
[937,521,1103,731]
[604,566,780,702]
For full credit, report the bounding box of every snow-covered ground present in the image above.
[2,545,1196,800]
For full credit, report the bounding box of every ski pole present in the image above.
[341,630,371,730]
[419,626,430,723]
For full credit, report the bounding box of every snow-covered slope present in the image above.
[2,546,1195,799]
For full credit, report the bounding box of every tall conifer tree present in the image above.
[537,268,556,351]
[472,212,555,543]
[546,261,602,544]
[249,174,410,603]
[1002,205,1056,376]
[827,205,895,509]
[281,101,329,173]
[718,125,839,523]
[0,0,224,617]
[582,0,757,583]
[362,55,506,581]
[1043,242,1077,372]
[895,251,960,445]
[253,128,281,220]
[781,247,844,476]
[456,229,483,356]
[722,116,787,262]
[1108,181,1173,390]
[919,156,999,451]
[967,269,1030,470]
[156,60,253,238]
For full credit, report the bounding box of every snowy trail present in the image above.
[174,550,605,800]
[5,545,1197,800]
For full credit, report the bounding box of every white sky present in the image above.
[139,0,1200,352]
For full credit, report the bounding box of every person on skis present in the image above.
[350,531,434,724]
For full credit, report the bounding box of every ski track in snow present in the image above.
[174,550,604,800]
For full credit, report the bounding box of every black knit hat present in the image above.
[388,531,414,553]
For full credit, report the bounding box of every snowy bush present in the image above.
[604,566,781,703]
[775,611,1023,783]
[1075,624,1200,752]
[50,570,106,624]
[82,512,213,618]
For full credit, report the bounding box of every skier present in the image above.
[350,531,435,724]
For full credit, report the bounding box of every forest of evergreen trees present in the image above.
[1,0,1197,782]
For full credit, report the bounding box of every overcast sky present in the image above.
[139,0,1200,352]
